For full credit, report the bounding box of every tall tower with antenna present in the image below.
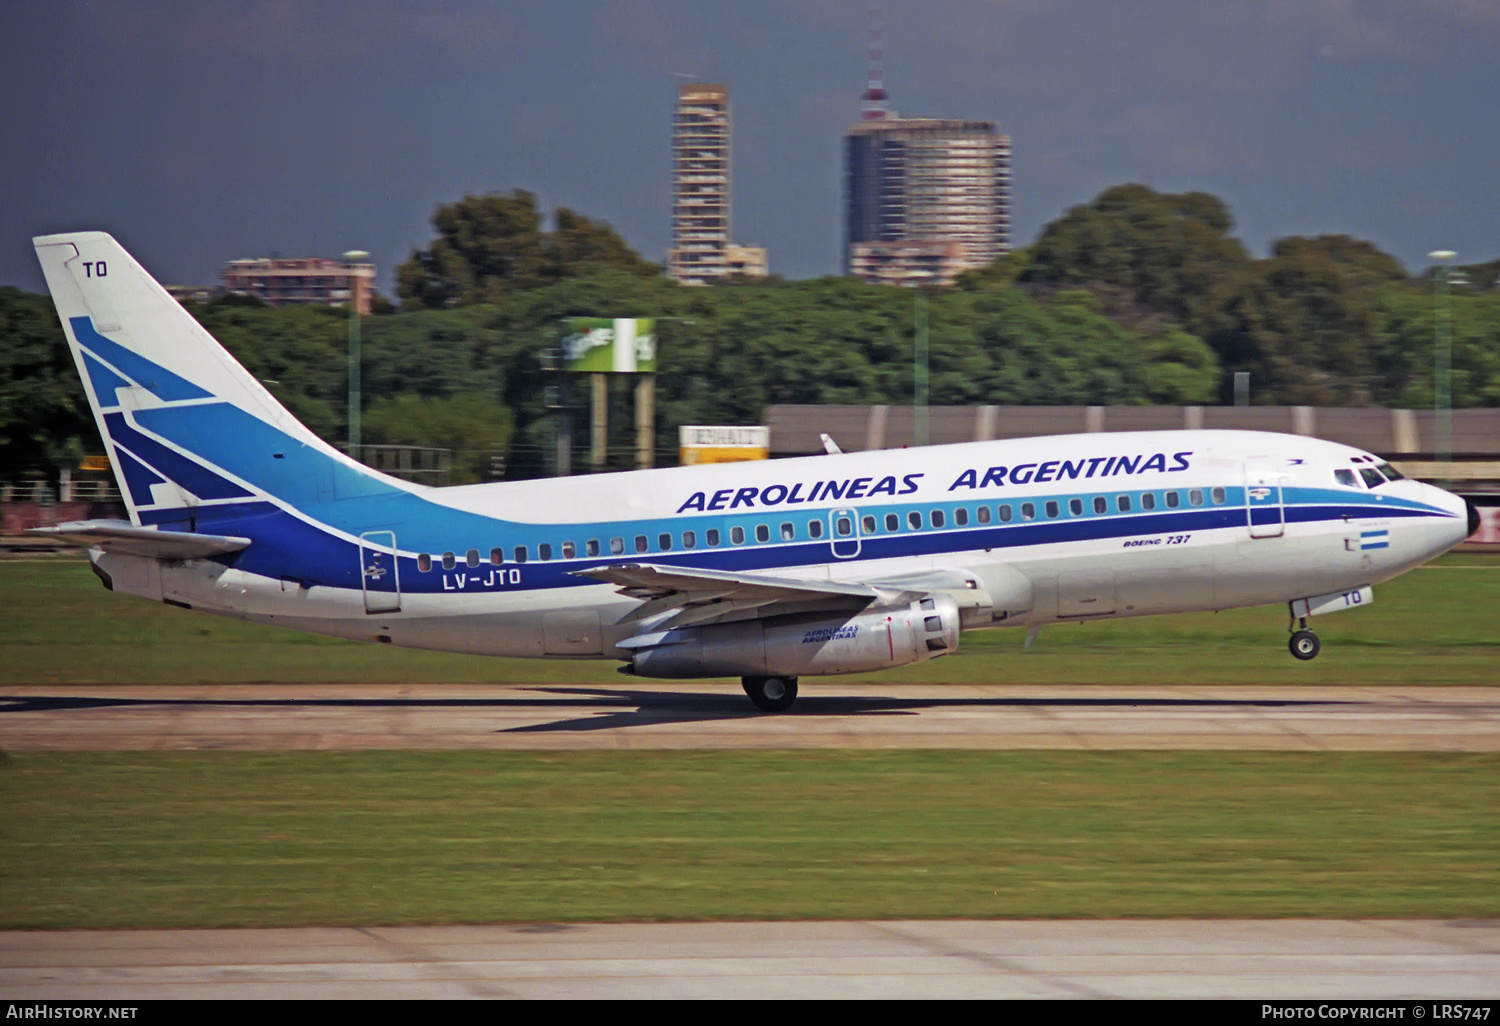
[844,17,1012,284]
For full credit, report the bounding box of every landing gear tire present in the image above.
[742,675,798,712]
[1289,630,1320,661]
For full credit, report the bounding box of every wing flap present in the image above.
[574,562,878,628]
[27,519,251,560]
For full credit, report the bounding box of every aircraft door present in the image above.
[359,530,401,613]
[829,507,862,559]
[1244,459,1286,539]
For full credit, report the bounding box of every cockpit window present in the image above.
[1377,463,1404,482]
[1359,467,1385,489]
[1334,469,1359,488]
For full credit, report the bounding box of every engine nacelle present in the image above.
[625,594,961,679]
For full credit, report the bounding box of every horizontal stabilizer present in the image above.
[27,519,251,560]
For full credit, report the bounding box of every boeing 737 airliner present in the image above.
[30,232,1479,710]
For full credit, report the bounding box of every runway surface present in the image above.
[4,920,1498,999]
[1,683,1497,751]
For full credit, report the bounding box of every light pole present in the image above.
[915,291,929,447]
[1428,249,1455,480]
[343,250,370,457]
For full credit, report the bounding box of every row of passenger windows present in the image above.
[415,487,1229,571]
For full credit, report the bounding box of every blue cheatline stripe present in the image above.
[163,486,1452,597]
[81,351,130,408]
[103,412,253,502]
[71,317,211,402]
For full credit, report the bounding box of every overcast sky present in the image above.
[3,0,1497,295]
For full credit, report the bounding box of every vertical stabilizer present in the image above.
[33,232,402,526]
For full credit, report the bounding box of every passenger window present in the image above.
[931,509,945,528]
[908,511,923,530]
[707,529,721,546]
[1141,493,1156,511]
[1019,503,1034,521]
[755,524,770,543]
[586,539,600,557]
[466,549,480,567]
[977,506,992,524]
[418,553,432,572]
[562,541,576,559]
[682,531,696,549]
[658,533,672,551]
[885,513,899,532]
[1118,495,1131,512]
[1211,487,1226,504]
[864,515,877,533]
[1166,491,1180,509]
[538,543,552,561]
[1334,469,1359,487]
[732,526,746,544]
[442,552,456,570]
[1189,489,1203,506]
[780,522,795,541]
[490,547,503,565]
[998,505,1012,523]
[610,537,624,555]
[1069,498,1083,516]
[1360,467,1385,489]
[1045,500,1059,519]
[835,517,852,538]
[1093,496,1107,514]
[634,535,648,553]
[808,520,823,539]
[513,546,527,563]
[954,507,968,526]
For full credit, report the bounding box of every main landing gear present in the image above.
[1287,611,1320,661]
[742,675,799,712]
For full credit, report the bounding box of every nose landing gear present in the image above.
[1288,611,1320,661]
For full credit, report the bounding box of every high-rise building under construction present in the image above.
[842,28,1011,286]
[668,83,765,285]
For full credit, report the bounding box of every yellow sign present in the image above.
[679,426,769,466]
[79,455,111,472]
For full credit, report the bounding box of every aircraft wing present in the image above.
[574,562,879,628]
[27,519,251,560]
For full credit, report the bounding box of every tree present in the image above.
[0,288,95,481]
[1209,236,1409,404]
[363,393,515,485]
[1021,183,1251,341]
[397,192,655,309]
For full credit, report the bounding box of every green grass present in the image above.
[1,750,1496,928]
[1,555,1497,685]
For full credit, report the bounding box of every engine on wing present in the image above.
[625,594,960,679]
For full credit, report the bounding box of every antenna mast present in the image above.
[861,12,890,120]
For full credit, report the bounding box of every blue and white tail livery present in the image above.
[31,232,1479,709]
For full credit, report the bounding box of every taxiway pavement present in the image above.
[1,683,1496,751]
[4,919,1498,999]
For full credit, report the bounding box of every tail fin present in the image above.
[33,232,400,528]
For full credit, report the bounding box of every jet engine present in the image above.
[622,594,960,679]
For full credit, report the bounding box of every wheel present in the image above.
[741,675,798,712]
[1288,630,1320,661]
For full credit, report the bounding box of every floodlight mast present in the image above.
[1428,249,1456,482]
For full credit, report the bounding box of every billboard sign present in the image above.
[560,318,656,374]
[679,425,770,466]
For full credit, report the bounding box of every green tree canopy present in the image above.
[397,191,656,309]
[1021,183,1251,340]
